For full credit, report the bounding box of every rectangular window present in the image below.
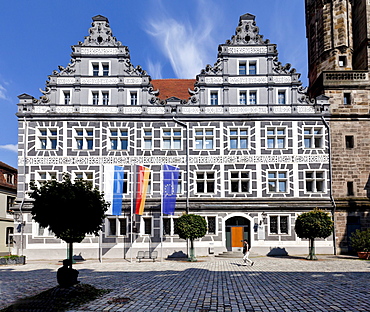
[249,91,257,104]
[143,217,152,235]
[239,91,247,105]
[109,218,117,235]
[7,196,15,213]
[92,64,99,76]
[345,135,354,148]
[109,128,128,151]
[230,171,250,193]
[163,218,171,235]
[74,171,94,186]
[239,62,246,75]
[249,62,256,75]
[102,92,109,105]
[229,127,248,149]
[339,56,346,67]
[102,64,109,76]
[162,128,181,150]
[63,91,71,105]
[210,91,218,105]
[74,128,94,150]
[305,171,325,193]
[37,225,53,237]
[269,216,289,234]
[266,127,286,149]
[36,171,57,186]
[130,92,138,105]
[6,227,14,246]
[196,171,215,194]
[5,174,14,185]
[143,129,153,150]
[206,216,216,234]
[343,93,351,105]
[268,171,288,193]
[38,128,58,150]
[92,92,99,105]
[195,128,214,150]
[278,90,286,104]
[107,218,127,236]
[304,127,323,149]
[347,181,354,196]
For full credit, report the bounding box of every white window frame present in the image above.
[106,217,128,236]
[89,60,111,76]
[195,170,216,194]
[267,171,288,193]
[161,128,182,150]
[142,128,153,150]
[127,89,140,105]
[72,171,94,187]
[109,128,129,151]
[268,215,290,235]
[35,171,58,187]
[37,128,58,150]
[228,126,249,149]
[194,127,215,150]
[266,127,287,149]
[229,170,251,193]
[277,88,288,104]
[303,126,324,149]
[34,222,54,238]
[209,90,219,105]
[162,216,179,236]
[205,215,217,235]
[238,59,259,75]
[141,216,153,236]
[90,89,111,105]
[73,128,94,150]
[304,170,326,193]
[60,89,73,105]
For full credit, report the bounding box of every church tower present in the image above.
[305,0,370,253]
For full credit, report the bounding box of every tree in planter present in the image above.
[174,214,207,262]
[350,229,370,259]
[29,174,109,285]
[294,209,334,260]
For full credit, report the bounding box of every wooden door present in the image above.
[231,227,244,247]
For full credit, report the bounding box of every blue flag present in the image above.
[112,165,124,215]
[162,164,179,215]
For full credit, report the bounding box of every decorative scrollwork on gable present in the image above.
[200,58,223,75]
[123,59,147,76]
[297,86,315,105]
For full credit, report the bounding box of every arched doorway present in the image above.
[225,216,250,251]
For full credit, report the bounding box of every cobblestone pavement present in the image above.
[0,255,369,311]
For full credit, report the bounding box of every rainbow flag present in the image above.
[134,165,150,215]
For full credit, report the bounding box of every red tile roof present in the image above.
[151,79,196,101]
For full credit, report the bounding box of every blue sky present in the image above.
[0,0,307,169]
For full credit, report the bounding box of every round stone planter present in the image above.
[357,252,370,260]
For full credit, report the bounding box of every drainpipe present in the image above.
[322,116,337,255]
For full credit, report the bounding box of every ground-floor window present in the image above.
[205,216,216,234]
[143,217,152,235]
[107,217,127,236]
[269,215,289,234]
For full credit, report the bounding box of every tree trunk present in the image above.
[189,239,196,262]
[68,242,73,268]
[307,238,318,260]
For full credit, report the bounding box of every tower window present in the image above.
[345,135,354,149]
[347,181,354,196]
[339,56,346,67]
[343,93,351,105]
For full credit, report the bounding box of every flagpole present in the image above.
[130,165,134,263]
[160,165,163,262]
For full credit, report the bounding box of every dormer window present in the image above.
[210,91,219,105]
[90,62,110,76]
[278,90,286,104]
[130,92,138,105]
[63,91,70,105]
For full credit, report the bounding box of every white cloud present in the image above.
[0,84,7,100]
[146,60,163,79]
[0,144,18,153]
[145,1,217,78]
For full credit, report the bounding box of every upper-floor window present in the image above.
[278,90,286,104]
[249,62,256,75]
[92,92,99,105]
[345,135,354,149]
[36,171,57,186]
[91,90,110,105]
[196,171,215,194]
[249,91,257,104]
[63,91,71,105]
[7,196,15,213]
[109,128,128,150]
[5,174,15,185]
[229,127,248,149]
[268,171,288,193]
[102,92,109,105]
[347,181,354,196]
[195,128,214,150]
[239,91,247,105]
[91,62,110,76]
[304,127,323,149]
[343,93,351,105]
[266,127,286,149]
[238,60,258,75]
[74,128,94,150]
[305,171,325,193]
[239,62,247,75]
[162,128,182,150]
[210,91,219,105]
[130,92,138,105]
[230,171,250,193]
[38,128,58,150]
[339,56,347,67]
[143,128,153,150]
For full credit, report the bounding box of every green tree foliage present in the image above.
[174,214,207,261]
[29,174,109,266]
[350,229,370,252]
[294,209,334,260]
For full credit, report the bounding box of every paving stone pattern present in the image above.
[0,255,369,311]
